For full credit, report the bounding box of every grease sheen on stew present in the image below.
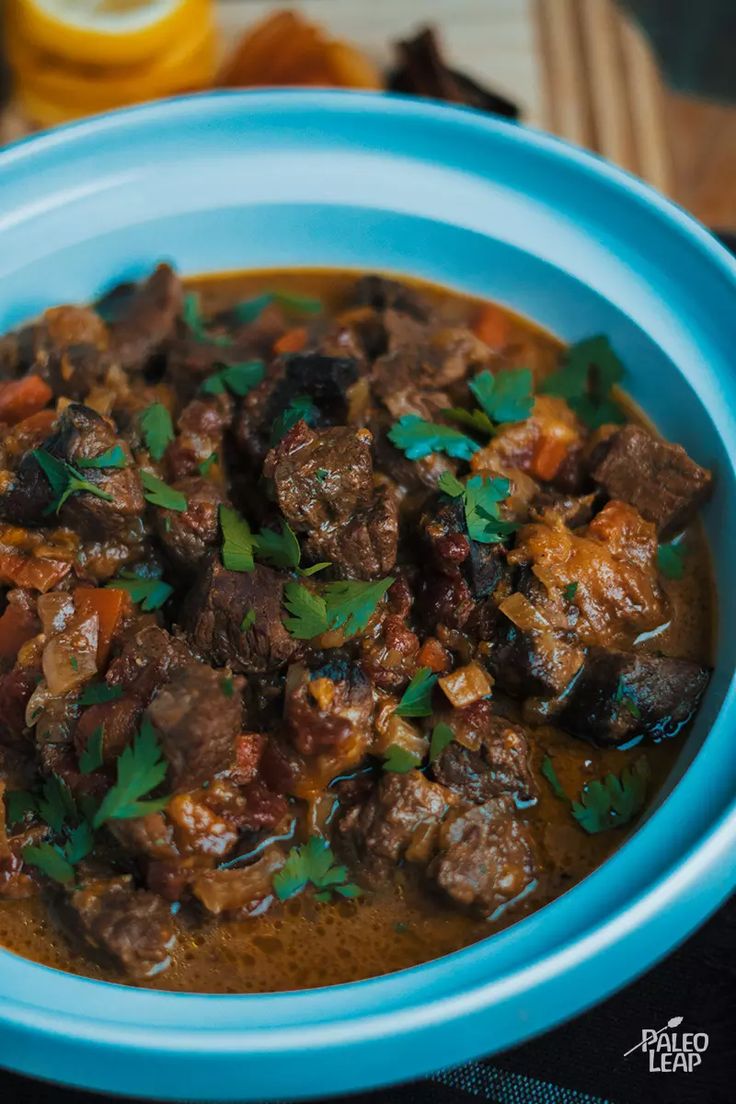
[0,267,714,992]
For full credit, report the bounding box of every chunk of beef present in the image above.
[553,646,710,747]
[106,625,193,703]
[429,797,537,914]
[471,396,584,488]
[353,275,430,321]
[74,695,143,764]
[530,490,598,529]
[308,481,398,579]
[591,424,713,537]
[285,659,374,780]
[432,702,536,803]
[180,558,297,674]
[0,306,110,400]
[166,393,233,482]
[168,778,286,857]
[360,612,420,692]
[68,876,175,978]
[421,494,509,600]
[153,476,223,572]
[109,264,183,371]
[193,848,285,915]
[147,659,243,790]
[0,666,40,748]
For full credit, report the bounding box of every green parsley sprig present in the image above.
[395,667,437,717]
[388,415,479,461]
[270,396,319,445]
[540,335,625,429]
[32,449,114,515]
[283,577,394,640]
[141,470,187,513]
[382,745,422,773]
[571,756,650,834]
[438,470,517,544]
[469,367,534,425]
[106,572,173,611]
[201,360,264,397]
[93,719,169,827]
[182,292,232,347]
[77,445,127,470]
[139,402,174,461]
[234,291,322,324]
[273,836,360,902]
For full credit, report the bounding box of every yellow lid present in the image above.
[12,0,208,67]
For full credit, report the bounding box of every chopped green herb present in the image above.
[79,682,123,706]
[221,676,234,698]
[439,470,515,544]
[382,744,422,773]
[5,789,37,828]
[233,291,322,325]
[443,406,496,437]
[62,821,95,865]
[270,395,319,445]
[22,843,75,885]
[201,359,264,398]
[541,756,568,801]
[182,292,231,346]
[469,367,534,424]
[32,449,114,515]
[79,725,105,774]
[429,722,454,762]
[283,577,394,640]
[615,677,642,720]
[395,667,437,717]
[232,292,274,324]
[253,521,301,571]
[69,655,79,672]
[299,561,332,577]
[437,470,465,497]
[77,445,127,470]
[37,774,77,834]
[106,575,173,611]
[141,470,187,513]
[93,719,169,827]
[563,581,579,602]
[220,505,255,573]
[273,835,359,902]
[315,468,329,483]
[198,452,218,477]
[540,335,625,429]
[240,609,256,632]
[283,581,329,640]
[139,403,174,461]
[571,756,650,834]
[657,541,686,580]
[388,414,479,461]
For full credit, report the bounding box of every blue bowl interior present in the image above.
[0,92,734,1101]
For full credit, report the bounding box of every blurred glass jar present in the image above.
[5,0,217,127]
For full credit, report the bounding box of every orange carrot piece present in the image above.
[473,304,510,350]
[74,586,128,665]
[416,637,452,674]
[0,602,38,661]
[0,553,70,593]
[0,376,53,426]
[531,436,570,482]
[274,327,308,355]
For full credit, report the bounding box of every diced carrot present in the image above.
[274,326,308,355]
[0,376,53,426]
[531,436,570,481]
[0,553,70,593]
[438,662,494,708]
[0,602,38,661]
[74,586,129,666]
[416,637,452,674]
[472,304,510,349]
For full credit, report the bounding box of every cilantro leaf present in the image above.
[240,609,256,632]
[201,360,264,397]
[429,722,454,762]
[32,449,114,514]
[79,725,105,774]
[270,396,319,445]
[141,470,187,512]
[382,745,422,773]
[443,406,496,437]
[77,445,127,470]
[571,756,650,834]
[395,667,437,717]
[541,335,625,429]
[253,522,301,571]
[657,541,686,580]
[139,403,174,461]
[322,577,394,638]
[63,821,95,865]
[463,475,516,544]
[438,470,465,497]
[563,581,579,602]
[37,774,77,834]
[198,452,218,477]
[106,575,173,611]
[273,835,359,902]
[93,719,169,827]
[541,755,568,801]
[79,682,122,706]
[220,505,255,572]
[388,415,479,461]
[469,368,534,424]
[5,789,37,827]
[22,842,75,885]
[283,582,329,639]
[182,292,231,346]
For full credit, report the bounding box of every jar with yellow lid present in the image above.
[5,0,218,128]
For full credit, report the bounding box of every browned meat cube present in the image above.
[339,771,452,868]
[106,625,193,704]
[591,424,713,537]
[109,263,183,371]
[152,476,223,573]
[68,876,176,978]
[432,702,536,804]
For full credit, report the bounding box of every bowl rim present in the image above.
[0,89,735,1099]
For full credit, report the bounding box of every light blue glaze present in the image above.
[0,91,734,1101]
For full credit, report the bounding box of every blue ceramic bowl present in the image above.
[0,91,735,1101]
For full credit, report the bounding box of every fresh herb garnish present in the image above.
[388,415,479,461]
[198,452,218,477]
[221,676,234,699]
[79,682,123,707]
[273,835,360,902]
[270,396,319,445]
[141,470,187,513]
[32,449,114,515]
[438,470,516,544]
[315,468,329,483]
[563,581,579,602]
[139,403,174,461]
[234,291,322,324]
[240,609,256,632]
[443,406,496,437]
[79,725,105,774]
[283,577,394,641]
[93,719,169,827]
[106,574,173,611]
[469,367,534,424]
[615,677,642,720]
[541,335,625,429]
[541,755,568,801]
[69,655,79,672]
[253,521,301,571]
[5,789,36,827]
[283,583,329,639]
[657,541,686,580]
[429,722,454,762]
[77,445,127,470]
[182,292,231,347]
[220,506,255,573]
[299,561,332,577]
[382,745,422,773]
[63,821,95,865]
[20,775,95,884]
[395,667,437,717]
[201,360,264,397]
[22,843,76,885]
[571,756,650,834]
[37,774,78,833]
